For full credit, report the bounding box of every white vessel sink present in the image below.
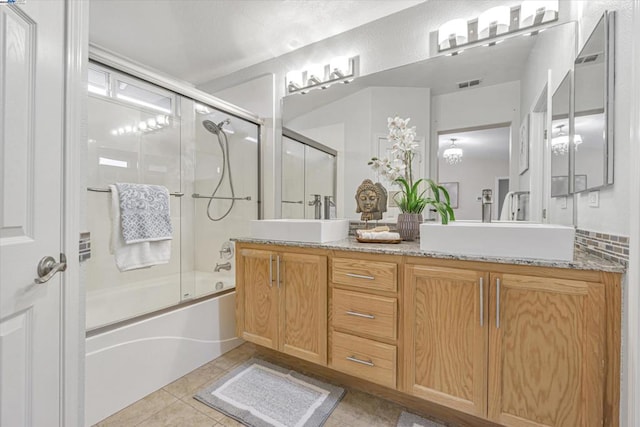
[420,221,575,261]
[250,219,350,243]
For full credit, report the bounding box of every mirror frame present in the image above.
[571,11,615,193]
[550,71,573,198]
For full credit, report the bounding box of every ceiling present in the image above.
[89,0,426,85]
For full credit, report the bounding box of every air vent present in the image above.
[576,54,599,64]
[457,79,482,89]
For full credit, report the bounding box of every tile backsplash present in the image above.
[575,228,629,266]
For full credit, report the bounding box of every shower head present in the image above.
[202,118,231,135]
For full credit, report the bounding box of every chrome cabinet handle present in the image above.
[479,277,484,327]
[34,254,67,284]
[276,255,281,288]
[346,356,374,367]
[345,273,374,280]
[496,278,501,329]
[346,311,375,319]
[269,254,273,288]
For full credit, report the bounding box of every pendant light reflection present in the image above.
[443,138,463,165]
[551,124,582,156]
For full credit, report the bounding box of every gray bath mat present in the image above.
[194,358,345,427]
[397,411,446,427]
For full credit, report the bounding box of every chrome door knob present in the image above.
[34,253,67,284]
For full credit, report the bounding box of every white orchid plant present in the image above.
[369,116,455,224]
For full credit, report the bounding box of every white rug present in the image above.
[396,411,446,427]
[195,358,345,427]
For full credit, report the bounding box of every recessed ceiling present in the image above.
[89,0,426,85]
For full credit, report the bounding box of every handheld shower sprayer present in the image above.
[202,118,231,135]
[201,118,236,221]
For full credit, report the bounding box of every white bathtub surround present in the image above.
[85,292,242,426]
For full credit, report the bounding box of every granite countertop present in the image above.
[232,237,626,273]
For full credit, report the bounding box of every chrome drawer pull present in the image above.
[346,311,375,319]
[345,273,375,280]
[269,254,273,288]
[346,356,374,367]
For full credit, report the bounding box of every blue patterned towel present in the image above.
[115,183,173,244]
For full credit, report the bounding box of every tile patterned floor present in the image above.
[94,343,448,427]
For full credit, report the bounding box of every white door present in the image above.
[1,1,67,426]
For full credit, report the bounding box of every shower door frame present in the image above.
[88,44,265,220]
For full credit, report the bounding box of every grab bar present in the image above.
[192,193,252,201]
[87,186,184,197]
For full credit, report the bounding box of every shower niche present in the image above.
[85,62,260,330]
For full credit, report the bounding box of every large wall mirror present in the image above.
[573,11,615,192]
[282,21,576,222]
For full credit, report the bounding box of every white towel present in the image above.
[499,192,515,221]
[109,184,171,272]
[357,230,401,240]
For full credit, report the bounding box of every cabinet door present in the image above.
[279,252,328,365]
[488,273,606,427]
[404,265,488,417]
[237,249,278,349]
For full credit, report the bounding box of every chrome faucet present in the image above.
[214,262,232,272]
[308,194,322,220]
[324,196,335,219]
[481,189,493,223]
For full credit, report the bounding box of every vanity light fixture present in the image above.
[438,18,468,50]
[286,56,357,94]
[443,138,463,165]
[520,0,559,28]
[436,0,558,54]
[305,63,325,86]
[478,6,511,39]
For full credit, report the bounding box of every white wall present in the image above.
[431,81,520,191]
[439,156,509,221]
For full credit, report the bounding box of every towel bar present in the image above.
[191,193,252,201]
[87,186,184,197]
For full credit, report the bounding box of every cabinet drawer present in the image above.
[331,331,396,389]
[332,289,397,341]
[332,257,397,292]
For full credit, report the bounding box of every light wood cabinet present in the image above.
[488,273,606,427]
[236,247,327,365]
[405,264,610,426]
[235,243,620,427]
[404,265,488,418]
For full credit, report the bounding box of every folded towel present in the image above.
[357,230,401,240]
[115,183,173,244]
[110,184,171,272]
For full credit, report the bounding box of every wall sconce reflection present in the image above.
[286,56,358,95]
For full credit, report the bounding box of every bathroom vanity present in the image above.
[234,238,623,427]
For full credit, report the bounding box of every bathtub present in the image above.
[85,281,242,426]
